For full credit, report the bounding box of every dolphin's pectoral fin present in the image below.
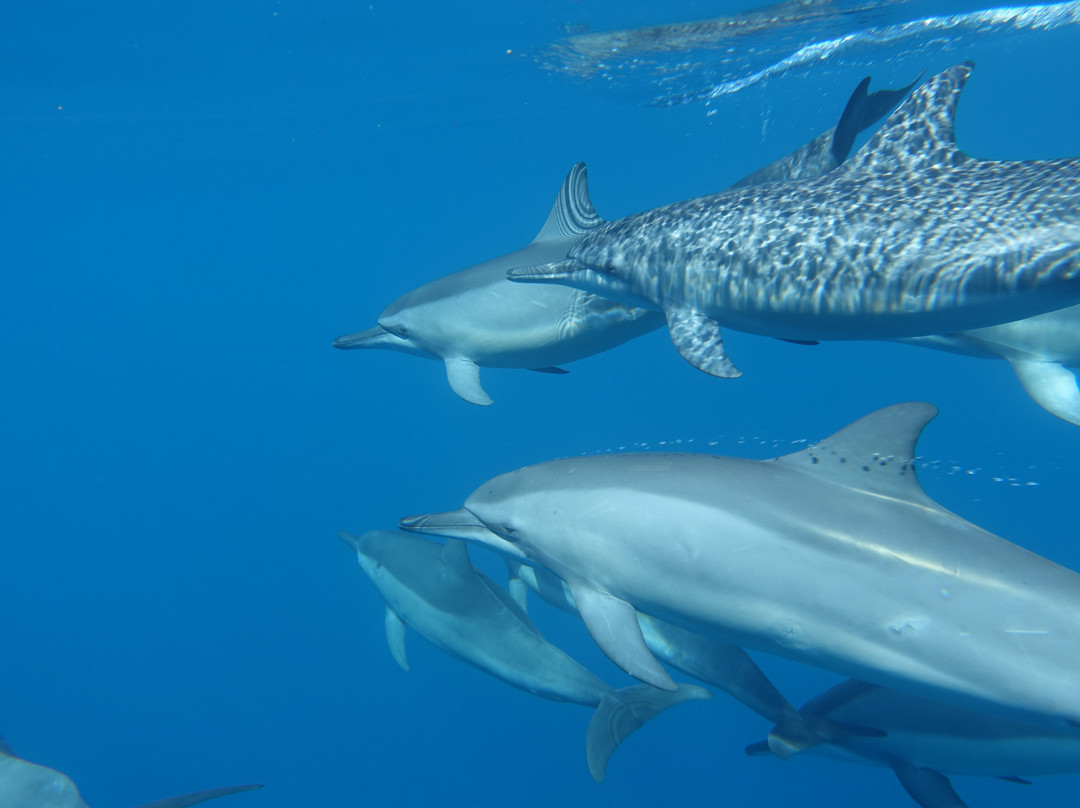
[586,683,712,782]
[666,308,741,378]
[1008,357,1080,427]
[529,366,569,374]
[384,607,409,672]
[507,571,530,613]
[444,357,493,406]
[132,784,264,808]
[569,582,677,691]
[892,761,968,808]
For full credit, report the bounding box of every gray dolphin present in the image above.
[510,63,1080,378]
[333,76,910,404]
[0,736,261,808]
[401,402,1080,736]
[506,561,883,749]
[338,530,710,781]
[899,305,1080,426]
[748,679,1080,808]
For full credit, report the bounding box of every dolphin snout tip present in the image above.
[332,325,388,349]
[399,509,492,540]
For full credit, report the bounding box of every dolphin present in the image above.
[509,63,1080,378]
[401,402,1080,736]
[898,305,1080,427]
[333,76,910,403]
[0,736,261,808]
[338,530,710,781]
[506,560,884,749]
[747,679,1080,808]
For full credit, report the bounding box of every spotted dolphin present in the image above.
[333,77,910,403]
[899,305,1080,426]
[338,530,710,781]
[401,402,1080,737]
[510,63,1080,378]
[748,679,1080,808]
[0,736,261,808]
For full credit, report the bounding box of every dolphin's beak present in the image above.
[400,509,496,541]
[507,259,589,284]
[332,325,392,349]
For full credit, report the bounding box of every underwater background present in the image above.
[3,1,1079,806]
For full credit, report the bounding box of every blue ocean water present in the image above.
[2,1,1079,806]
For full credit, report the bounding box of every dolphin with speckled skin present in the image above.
[0,737,261,808]
[510,63,1080,378]
[333,76,910,403]
[338,529,710,781]
[401,402,1080,738]
[748,679,1080,808]
[899,305,1080,426]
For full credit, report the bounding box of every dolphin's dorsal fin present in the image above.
[532,162,604,243]
[440,538,473,572]
[774,403,938,504]
[0,735,14,758]
[840,62,973,178]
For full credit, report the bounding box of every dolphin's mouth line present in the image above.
[400,508,489,536]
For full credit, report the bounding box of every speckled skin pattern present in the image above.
[566,64,1080,341]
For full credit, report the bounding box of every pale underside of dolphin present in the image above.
[332,75,911,404]
[510,63,1080,379]
[506,560,884,753]
[898,304,1080,427]
[400,402,1080,737]
[338,530,710,781]
[748,678,1080,808]
[0,736,261,808]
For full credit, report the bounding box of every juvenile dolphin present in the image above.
[899,305,1080,426]
[747,679,1080,808]
[338,530,710,781]
[333,77,909,403]
[0,736,261,808]
[510,63,1080,378]
[401,402,1080,736]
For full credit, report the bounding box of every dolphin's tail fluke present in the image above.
[132,783,264,808]
[830,73,920,164]
[585,683,711,782]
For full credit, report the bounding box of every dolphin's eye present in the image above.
[503,525,518,540]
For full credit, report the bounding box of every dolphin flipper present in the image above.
[892,761,968,808]
[586,683,712,782]
[666,308,742,378]
[1008,356,1080,426]
[133,784,264,808]
[569,582,677,691]
[444,357,493,406]
[385,606,409,672]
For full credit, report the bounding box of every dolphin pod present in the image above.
[400,401,1080,738]
[510,63,1080,379]
[332,74,912,404]
[338,529,710,781]
[0,737,261,808]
